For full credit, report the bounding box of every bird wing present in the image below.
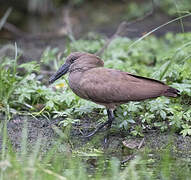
[79,68,167,103]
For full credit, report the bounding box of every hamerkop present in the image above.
[49,52,180,137]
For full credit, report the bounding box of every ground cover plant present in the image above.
[1,0,191,178]
[0,32,191,179]
[1,32,191,136]
[125,0,191,19]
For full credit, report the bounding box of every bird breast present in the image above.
[68,70,90,100]
[68,69,121,109]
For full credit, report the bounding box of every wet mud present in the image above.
[1,114,191,160]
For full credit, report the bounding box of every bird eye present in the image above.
[70,56,77,63]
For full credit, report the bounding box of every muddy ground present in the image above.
[1,114,191,161]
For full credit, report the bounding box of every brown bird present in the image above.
[49,52,180,137]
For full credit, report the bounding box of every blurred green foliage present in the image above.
[2,0,191,17]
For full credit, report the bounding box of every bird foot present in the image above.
[83,120,112,138]
[103,133,110,147]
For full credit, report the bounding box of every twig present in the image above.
[3,4,74,41]
[62,3,75,41]
[126,0,155,27]
[121,138,145,165]
[0,8,12,30]
[2,2,74,41]
[95,0,155,57]
[4,22,29,38]
[3,22,69,40]
[39,166,67,180]
[95,21,128,56]
[121,154,136,165]
[138,138,145,149]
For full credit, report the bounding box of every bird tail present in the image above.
[163,87,180,97]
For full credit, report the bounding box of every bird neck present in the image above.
[69,64,100,73]
[69,67,86,73]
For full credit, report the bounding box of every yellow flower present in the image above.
[55,82,65,89]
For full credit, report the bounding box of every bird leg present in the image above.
[103,109,115,145]
[84,109,115,138]
[106,109,115,129]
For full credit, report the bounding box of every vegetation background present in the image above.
[0,0,191,179]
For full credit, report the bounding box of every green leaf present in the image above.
[160,110,166,120]
[46,100,54,109]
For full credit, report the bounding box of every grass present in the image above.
[1,123,191,180]
[1,32,191,135]
[0,32,191,179]
[1,6,191,178]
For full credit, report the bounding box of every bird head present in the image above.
[49,52,104,84]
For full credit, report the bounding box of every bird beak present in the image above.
[49,63,70,84]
